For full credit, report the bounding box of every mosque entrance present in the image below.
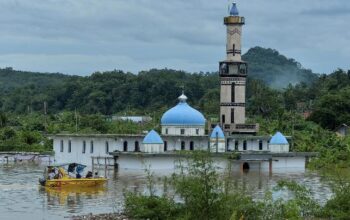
[243,162,250,171]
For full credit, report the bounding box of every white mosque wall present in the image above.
[143,143,164,153]
[162,136,209,151]
[53,136,143,164]
[209,139,226,153]
[272,157,305,171]
[161,125,205,136]
[269,144,290,153]
[227,138,269,151]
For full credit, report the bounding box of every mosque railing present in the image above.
[223,123,259,134]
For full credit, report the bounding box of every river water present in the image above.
[0,163,334,220]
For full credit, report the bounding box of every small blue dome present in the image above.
[270,132,288,145]
[210,125,225,139]
[161,94,206,126]
[143,130,163,144]
[230,3,239,16]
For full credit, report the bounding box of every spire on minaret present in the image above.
[229,2,239,16]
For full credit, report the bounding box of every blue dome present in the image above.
[143,130,163,144]
[270,132,288,145]
[210,125,225,138]
[230,3,239,16]
[161,94,206,126]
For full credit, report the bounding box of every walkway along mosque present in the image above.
[51,3,314,172]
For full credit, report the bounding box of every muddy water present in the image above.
[0,163,333,220]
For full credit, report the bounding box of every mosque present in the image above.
[52,3,310,172]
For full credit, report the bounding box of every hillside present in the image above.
[243,47,318,89]
[0,47,319,115]
[0,67,74,92]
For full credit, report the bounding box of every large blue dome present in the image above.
[161,94,206,126]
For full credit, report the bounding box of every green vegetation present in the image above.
[0,47,349,169]
[124,151,350,220]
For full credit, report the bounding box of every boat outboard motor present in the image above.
[39,177,46,186]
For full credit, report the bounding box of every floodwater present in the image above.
[0,163,334,220]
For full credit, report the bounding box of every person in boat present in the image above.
[86,171,93,178]
[48,168,55,180]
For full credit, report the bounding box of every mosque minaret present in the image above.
[219,3,258,134]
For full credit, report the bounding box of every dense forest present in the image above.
[1,47,350,169]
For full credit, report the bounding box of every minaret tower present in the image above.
[219,3,257,134]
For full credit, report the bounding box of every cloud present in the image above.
[0,0,348,75]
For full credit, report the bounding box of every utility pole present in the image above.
[75,108,78,133]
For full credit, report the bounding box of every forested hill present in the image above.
[0,67,75,92]
[0,47,319,115]
[243,47,318,88]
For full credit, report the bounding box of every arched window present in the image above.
[259,140,263,151]
[60,140,64,152]
[68,140,72,153]
[105,141,109,154]
[190,141,194,151]
[123,141,128,152]
[243,140,247,151]
[164,141,167,152]
[181,141,185,150]
[82,141,86,154]
[90,140,94,153]
[235,140,239,151]
[135,141,139,152]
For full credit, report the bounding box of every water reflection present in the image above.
[0,163,336,220]
[40,187,106,210]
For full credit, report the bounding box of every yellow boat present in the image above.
[39,163,107,188]
[43,178,107,187]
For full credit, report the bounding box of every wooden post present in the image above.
[269,159,272,175]
[92,157,95,174]
[104,157,107,178]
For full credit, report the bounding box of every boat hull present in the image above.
[43,178,107,188]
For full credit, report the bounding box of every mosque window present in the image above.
[105,141,109,154]
[123,141,128,152]
[231,109,235,124]
[231,83,235,102]
[232,44,235,55]
[181,141,185,150]
[196,129,199,135]
[222,115,226,124]
[134,141,139,152]
[164,141,167,151]
[165,128,168,135]
[180,129,185,135]
[82,141,86,154]
[243,140,247,151]
[235,140,239,151]
[60,140,64,152]
[68,140,71,153]
[259,140,263,150]
[190,141,194,151]
[90,141,94,153]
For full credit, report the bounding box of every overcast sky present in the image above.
[0,0,349,75]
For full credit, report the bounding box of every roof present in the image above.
[161,93,206,126]
[270,132,289,145]
[230,3,239,16]
[143,130,164,144]
[210,125,225,138]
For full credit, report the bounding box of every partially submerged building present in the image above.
[51,3,314,172]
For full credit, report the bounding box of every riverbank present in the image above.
[71,213,128,220]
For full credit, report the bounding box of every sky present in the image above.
[0,0,349,75]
